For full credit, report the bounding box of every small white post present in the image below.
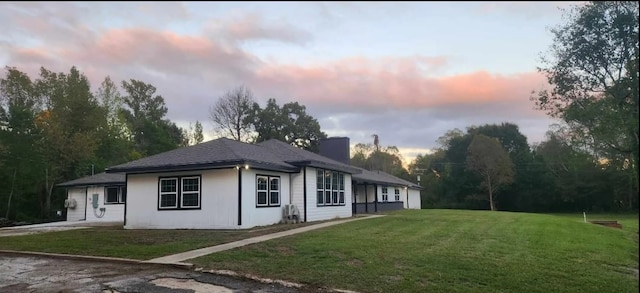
[583,211,587,223]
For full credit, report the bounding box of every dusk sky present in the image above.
[1,1,584,164]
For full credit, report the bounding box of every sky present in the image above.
[1,1,584,164]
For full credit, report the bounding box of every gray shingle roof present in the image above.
[257,139,362,174]
[107,138,364,174]
[57,172,125,187]
[106,138,298,173]
[352,167,422,189]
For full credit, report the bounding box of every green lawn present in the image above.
[192,209,639,293]
[0,222,320,260]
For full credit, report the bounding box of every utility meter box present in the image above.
[92,194,99,209]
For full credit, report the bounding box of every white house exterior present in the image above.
[351,168,422,214]
[316,137,422,213]
[57,172,126,223]
[106,138,359,230]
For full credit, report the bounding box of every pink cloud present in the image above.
[205,13,312,44]
[251,58,549,115]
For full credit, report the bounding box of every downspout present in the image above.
[124,174,128,227]
[238,166,242,226]
[84,187,88,221]
[303,167,307,222]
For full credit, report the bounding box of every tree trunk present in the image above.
[5,168,17,219]
[44,168,54,220]
[487,173,495,211]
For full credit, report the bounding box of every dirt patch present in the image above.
[275,245,296,256]
[381,275,404,283]
[151,277,233,292]
[346,259,363,267]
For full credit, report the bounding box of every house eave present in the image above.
[57,181,126,188]
[105,160,299,174]
[289,160,362,174]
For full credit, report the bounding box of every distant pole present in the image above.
[583,211,587,223]
[92,164,94,175]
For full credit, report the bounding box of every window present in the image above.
[158,175,201,210]
[382,186,388,202]
[317,168,346,206]
[256,175,280,207]
[181,177,200,208]
[395,188,400,201]
[105,186,126,204]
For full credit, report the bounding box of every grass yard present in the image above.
[192,209,639,293]
[552,212,639,232]
[0,221,320,260]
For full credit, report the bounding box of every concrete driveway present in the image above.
[0,221,121,237]
[0,254,309,293]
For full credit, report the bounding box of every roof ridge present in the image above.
[218,137,243,161]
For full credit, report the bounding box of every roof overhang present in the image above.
[105,160,299,174]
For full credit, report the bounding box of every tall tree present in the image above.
[532,1,639,193]
[466,134,515,211]
[209,85,254,142]
[35,66,105,218]
[0,67,42,220]
[248,98,327,151]
[120,79,185,156]
[93,76,133,170]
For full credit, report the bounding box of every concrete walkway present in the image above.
[146,215,385,264]
[0,221,123,237]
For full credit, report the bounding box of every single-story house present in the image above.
[105,138,362,230]
[316,137,422,214]
[57,172,126,223]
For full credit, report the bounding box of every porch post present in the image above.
[374,184,378,212]
[364,183,368,213]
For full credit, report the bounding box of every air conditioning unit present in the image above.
[64,198,77,209]
[282,204,300,224]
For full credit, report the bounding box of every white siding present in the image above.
[241,169,291,228]
[125,168,291,229]
[66,188,86,221]
[407,189,421,209]
[85,186,125,223]
[305,167,352,222]
[290,168,305,221]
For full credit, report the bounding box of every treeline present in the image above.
[0,66,202,222]
[409,123,637,212]
[0,68,328,223]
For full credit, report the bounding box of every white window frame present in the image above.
[181,176,200,208]
[382,186,388,202]
[317,169,325,206]
[159,177,178,209]
[317,168,346,207]
[256,175,280,207]
[395,188,400,201]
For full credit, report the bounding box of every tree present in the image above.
[32,66,106,218]
[120,79,186,156]
[532,1,639,193]
[209,85,254,142]
[466,134,515,211]
[187,120,204,145]
[248,98,327,151]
